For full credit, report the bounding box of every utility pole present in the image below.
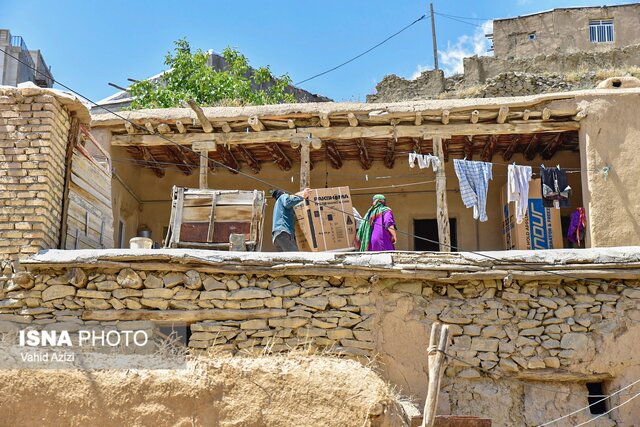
[430,2,439,70]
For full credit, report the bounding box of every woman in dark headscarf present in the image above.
[356,194,397,251]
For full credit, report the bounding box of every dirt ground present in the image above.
[0,354,406,427]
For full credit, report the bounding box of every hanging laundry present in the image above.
[408,153,440,172]
[567,207,587,247]
[453,159,493,222]
[408,152,418,168]
[507,164,532,224]
[540,166,571,208]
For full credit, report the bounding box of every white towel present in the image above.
[507,164,533,224]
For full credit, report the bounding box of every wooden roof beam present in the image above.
[325,141,343,169]
[220,121,232,133]
[166,146,194,175]
[481,135,498,162]
[441,110,450,125]
[502,135,520,161]
[157,123,172,134]
[287,119,296,129]
[265,143,292,171]
[542,133,563,160]
[248,116,265,132]
[124,121,135,134]
[347,113,358,127]
[470,110,479,124]
[187,99,214,133]
[137,146,165,178]
[319,112,331,128]
[236,146,261,174]
[522,110,531,121]
[415,112,423,126]
[464,136,474,160]
[355,139,372,170]
[524,134,541,161]
[384,138,395,169]
[497,106,509,124]
[144,122,155,134]
[175,121,186,134]
[112,121,581,147]
[215,144,239,174]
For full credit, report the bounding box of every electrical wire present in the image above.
[3,46,639,292]
[434,12,488,29]
[434,12,491,21]
[295,14,428,85]
[572,389,640,426]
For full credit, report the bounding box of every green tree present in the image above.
[127,39,296,109]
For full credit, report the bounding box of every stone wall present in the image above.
[0,86,88,261]
[366,70,445,103]
[464,45,640,84]
[2,249,640,425]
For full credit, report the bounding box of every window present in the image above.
[528,32,537,41]
[589,20,614,43]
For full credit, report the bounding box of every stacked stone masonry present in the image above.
[0,89,75,260]
[1,260,638,373]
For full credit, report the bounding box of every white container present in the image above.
[129,237,153,249]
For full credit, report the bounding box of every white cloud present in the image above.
[439,20,493,76]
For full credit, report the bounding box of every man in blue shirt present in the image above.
[271,188,309,251]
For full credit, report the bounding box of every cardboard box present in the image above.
[294,187,357,252]
[502,178,563,250]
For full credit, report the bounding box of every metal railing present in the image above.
[10,35,28,52]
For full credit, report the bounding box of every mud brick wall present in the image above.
[0,88,84,261]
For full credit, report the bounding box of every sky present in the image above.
[0,0,634,102]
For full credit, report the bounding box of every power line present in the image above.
[573,389,640,426]
[4,46,638,291]
[295,14,428,86]
[436,12,492,21]
[434,12,487,29]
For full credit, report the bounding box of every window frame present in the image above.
[589,19,614,43]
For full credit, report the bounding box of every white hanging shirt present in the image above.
[507,164,533,224]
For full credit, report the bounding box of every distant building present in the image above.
[0,29,53,88]
[489,3,640,58]
[93,50,330,113]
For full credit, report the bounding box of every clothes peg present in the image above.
[365,174,369,181]
[556,164,561,170]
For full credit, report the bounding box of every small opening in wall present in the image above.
[157,323,191,347]
[586,382,608,415]
[528,32,537,41]
[611,79,622,88]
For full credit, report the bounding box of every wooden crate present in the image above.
[164,187,266,251]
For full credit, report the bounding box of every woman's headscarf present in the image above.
[356,194,390,251]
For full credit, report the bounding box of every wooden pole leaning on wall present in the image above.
[431,135,451,252]
[422,322,450,427]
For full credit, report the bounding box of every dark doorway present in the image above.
[586,382,608,415]
[414,218,457,252]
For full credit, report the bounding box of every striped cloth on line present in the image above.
[453,159,493,222]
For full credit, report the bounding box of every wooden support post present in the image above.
[298,138,311,190]
[415,112,423,126]
[193,141,217,189]
[432,136,451,252]
[422,322,450,427]
[59,117,80,249]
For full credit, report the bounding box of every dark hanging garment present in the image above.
[540,166,571,208]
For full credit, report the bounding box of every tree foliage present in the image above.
[127,39,296,109]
